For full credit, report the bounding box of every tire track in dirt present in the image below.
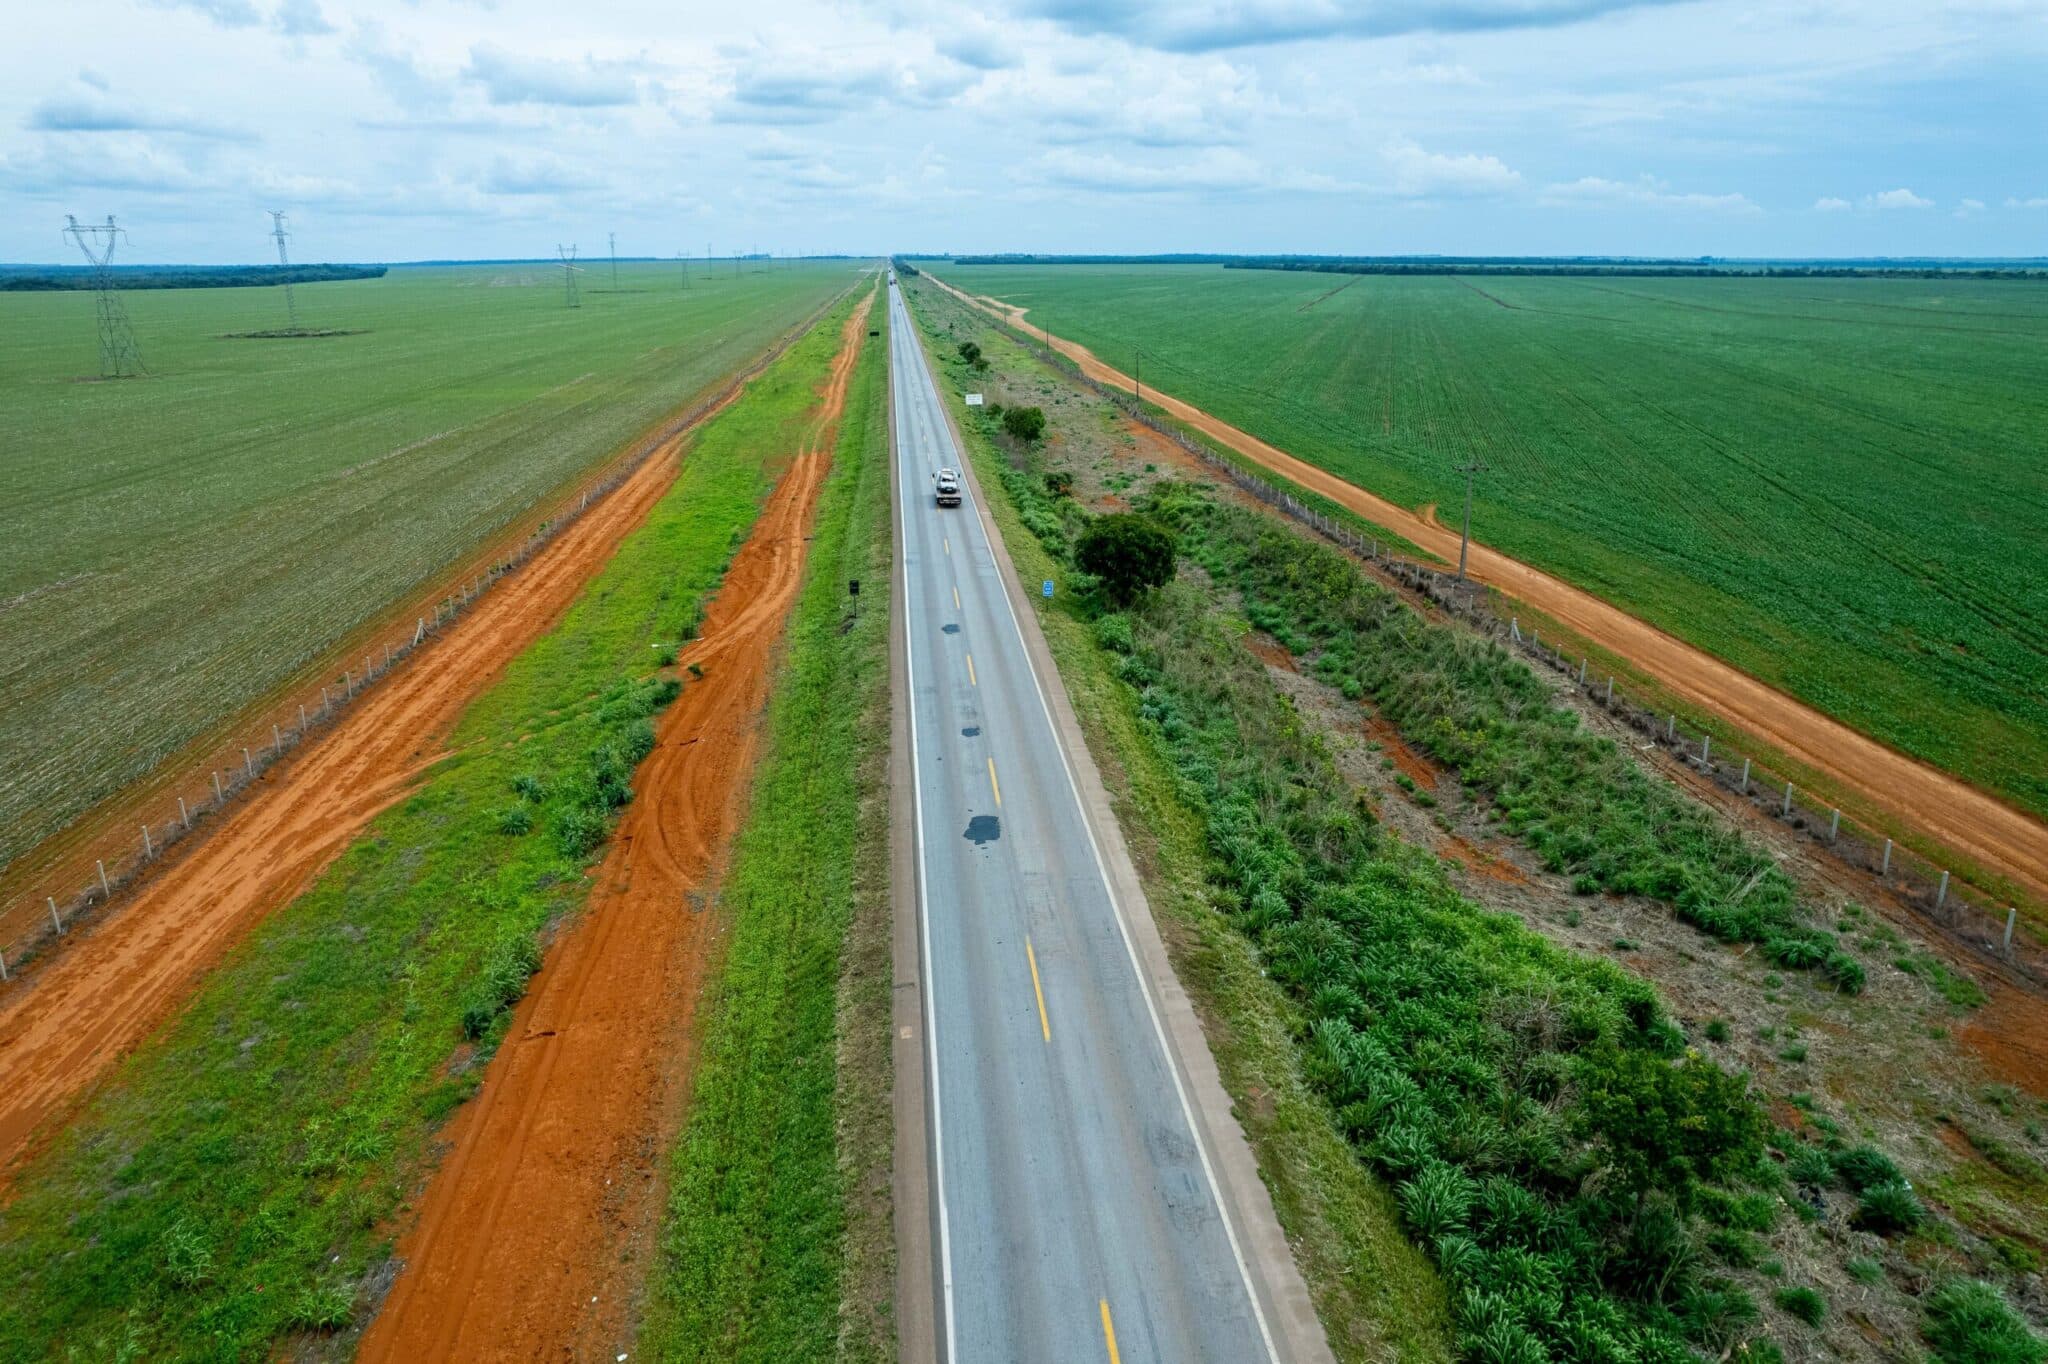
[0,364,778,1185]
[354,295,873,1363]
[924,271,2048,908]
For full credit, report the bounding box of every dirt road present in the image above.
[0,381,764,1182]
[354,297,872,1362]
[925,273,2048,908]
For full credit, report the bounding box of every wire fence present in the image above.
[975,304,2043,988]
[0,286,860,988]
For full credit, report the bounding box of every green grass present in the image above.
[637,291,894,1363]
[1922,1281,2048,1364]
[904,279,1461,1362]
[930,262,2048,822]
[0,296,863,1363]
[0,260,861,876]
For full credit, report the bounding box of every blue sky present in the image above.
[2,0,2043,262]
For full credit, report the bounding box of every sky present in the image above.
[2,0,2044,263]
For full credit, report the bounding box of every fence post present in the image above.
[1511,617,1520,642]
[1740,758,1751,794]
[142,824,153,859]
[1881,839,1893,877]
[97,860,109,896]
[1782,781,1794,816]
[2004,908,2017,958]
[49,897,63,933]
[1667,714,1676,741]
[213,770,224,803]
[243,746,254,779]
[299,703,308,732]
[272,723,282,754]
[1936,871,1949,911]
[1701,736,1711,766]
[1829,809,1841,841]
[1605,676,1614,705]
[178,797,190,831]
[1532,626,1540,650]
[346,670,354,699]
[415,618,425,646]
[1578,658,1587,685]
[1,946,7,981]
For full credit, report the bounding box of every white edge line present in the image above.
[901,282,1281,1363]
[893,284,959,1364]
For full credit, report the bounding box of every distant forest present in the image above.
[0,263,387,292]
[938,253,2048,280]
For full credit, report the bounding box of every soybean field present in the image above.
[931,263,2048,823]
[0,259,859,875]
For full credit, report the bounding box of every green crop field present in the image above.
[0,259,861,876]
[928,263,2048,821]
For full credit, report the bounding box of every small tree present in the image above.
[956,340,982,366]
[1577,1047,1765,1211]
[1075,514,1176,606]
[1003,405,1047,442]
[1044,469,1074,497]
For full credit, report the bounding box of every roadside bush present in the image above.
[955,340,982,366]
[553,805,607,860]
[460,931,543,1039]
[1923,1280,2048,1364]
[1002,405,1047,442]
[1075,514,1176,606]
[1044,468,1074,496]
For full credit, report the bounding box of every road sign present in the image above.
[1042,579,1054,599]
[965,393,984,406]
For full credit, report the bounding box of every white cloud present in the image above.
[2004,196,2048,209]
[27,89,251,142]
[1953,197,1985,217]
[142,0,261,29]
[1011,0,1693,52]
[274,0,335,38]
[1814,196,1852,211]
[1383,138,1521,197]
[465,46,641,108]
[478,153,602,195]
[1863,187,1932,209]
[1029,146,1344,195]
[1544,174,1758,212]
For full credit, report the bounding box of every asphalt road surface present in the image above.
[888,277,1277,1363]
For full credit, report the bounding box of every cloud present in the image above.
[0,134,208,195]
[465,45,640,108]
[936,22,1016,70]
[713,51,978,125]
[1953,197,1985,218]
[274,0,334,38]
[479,153,602,195]
[1543,174,1758,212]
[1814,196,1851,211]
[142,0,261,29]
[346,21,450,113]
[2007,196,2048,209]
[1012,0,1689,52]
[1030,146,1343,195]
[27,90,250,142]
[1863,187,1931,209]
[1384,138,1521,197]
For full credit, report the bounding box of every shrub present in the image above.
[1003,405,1047,442]
[553,804,607,860]
[460,931,543,1039]
[1854,1181,1924,1235]
[1675,1282,1759,1350]
[1784,1145,1835,1188]
[1922,1280,2047,1364]
[1094,613,1135,654]
[1821,949,1867,993]
[1846,1256,1883,1284]
[1832,1144,1904,1192]
[1577,1045,1766,1208]
[1705,1019,1732,1043]
[955,340,981,366]
[1074,514,1176,606]
[497,804,534,836]
[511,773,546,802]
[1775,1285,1827,1327]
[1044,468,1073,496]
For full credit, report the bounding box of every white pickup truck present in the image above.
[935,468,962,507]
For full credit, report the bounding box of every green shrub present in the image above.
[511,773,546,802]
[1705,1019,1732,1043]
[460,931,543,1039]
[1675,1282,1759,1350]
[1854,1182,1924,1235]
[1832,1144,1904,1192]
[1821,949,1867,994]
[552,804,608,860]
[497,804,534,835]
[1044,468,1074,496]
[1922,1280,2048,1364]
[1784,1145,1835,1188]
[1094,613,1135,654]
[1075,514,1176,606]
[1846,1256,1883,1284]
[1775,1285,1827,1326]
[1002,405,1047,441]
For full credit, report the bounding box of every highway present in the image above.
[888,275,1279,1363]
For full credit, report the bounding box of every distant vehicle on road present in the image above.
[935,468,962,507]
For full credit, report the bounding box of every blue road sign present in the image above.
[1042,579,1055,599]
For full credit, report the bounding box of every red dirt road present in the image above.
[354,296,872,1363]
[927,273,2048,907]
[0,390,750,1182]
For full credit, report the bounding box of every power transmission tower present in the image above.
[609,231,618,290]
[268,209,300,332]
[63,214,145,378]
[558,244,584,308]
[1455,456,1490,582]
[677,249,688,289]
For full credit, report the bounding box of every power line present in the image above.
[268,210,299,332]
[558,243,583,309]
[63,214,145,379]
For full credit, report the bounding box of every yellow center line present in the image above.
[944,536,951,556]
[952,585,961,610]
[987,756,1002,806]
[1100,1300,1121,1364]
[965,653,977,687]
[1026,936,1050,1042]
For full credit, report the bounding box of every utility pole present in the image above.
[1134,347,1142,402]
[1455,456,1490,582]
[63,214,145,378]
[609,231,618,290]
[678,248,688,289]
[557,243,582,308]
[268,210,299,331]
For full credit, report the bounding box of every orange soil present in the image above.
[0,385,755,1183]
[1439,832,1530,886]
[1365,713,1439,792]
[355,296,872,1362]
[928,273,2048,907]
[1959,981,2048,1098]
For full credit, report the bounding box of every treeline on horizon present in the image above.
[938,253,2048,280]
[0,263,388,292]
